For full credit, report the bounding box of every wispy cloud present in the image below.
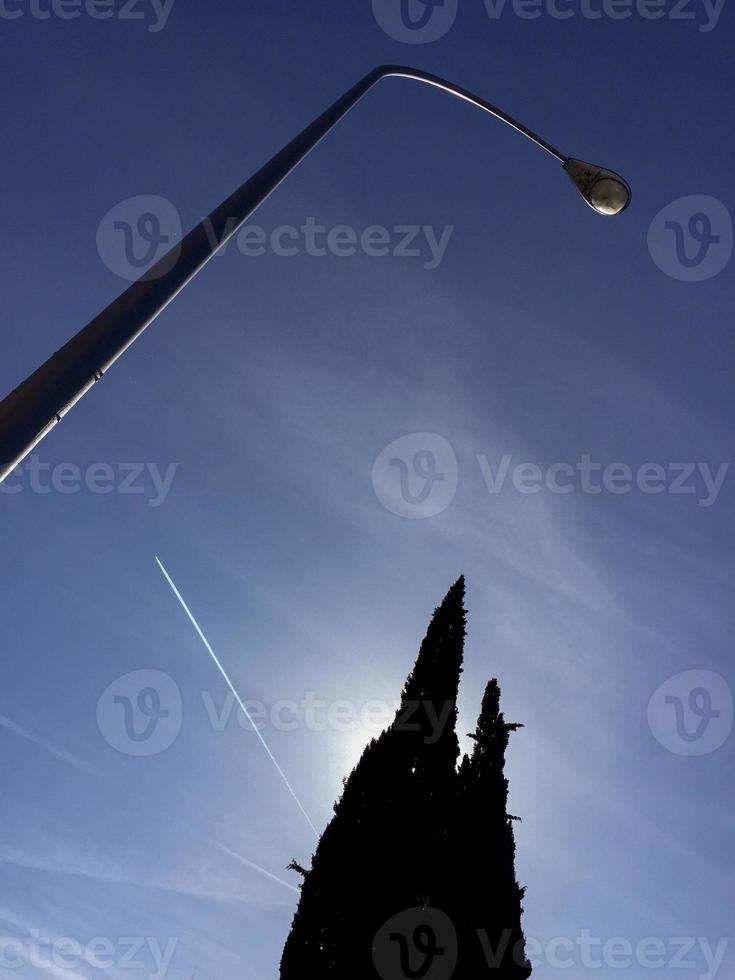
[0,839,290,910]
[0,713,91,773]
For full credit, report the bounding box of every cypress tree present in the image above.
[280,577,467,979]
[455,679,531,979]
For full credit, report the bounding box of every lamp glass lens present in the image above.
[589,177,629,215]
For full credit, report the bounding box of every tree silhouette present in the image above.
[280,578,529,979]
[454,679,531,979]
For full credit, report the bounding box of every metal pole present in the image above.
[0,66,566,484]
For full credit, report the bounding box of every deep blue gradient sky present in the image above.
[1,2,734,978]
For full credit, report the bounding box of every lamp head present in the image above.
[564,157,631,216]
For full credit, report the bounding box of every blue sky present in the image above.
[1,1,734,978]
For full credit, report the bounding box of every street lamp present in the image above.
[0,65,631,484]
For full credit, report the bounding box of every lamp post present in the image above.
[0,65,630,485]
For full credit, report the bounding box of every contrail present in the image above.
[155,556,317,835]
[213,841,299,894]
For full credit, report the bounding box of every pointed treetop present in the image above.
[394,576,467,751]
[430,574,466,629]
[467,679,524,754]
[480,677,501,719]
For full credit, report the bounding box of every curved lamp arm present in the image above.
[379,65,566,160]
[0,66,630,483]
